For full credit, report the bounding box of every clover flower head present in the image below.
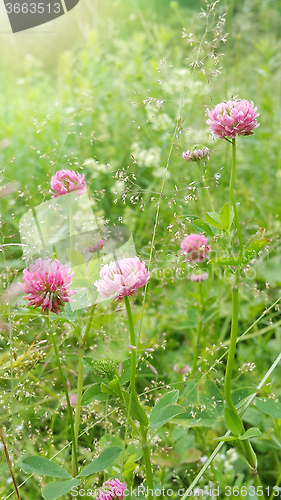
[49,169,86,198]
[206,99,260,139]
[180,234,210,263]
[173,363,191,374]
[94,256,150,302]
[182,146,210,162]
[19,257,76,315]
[69,394,77,407]
[190,272,208,282]
[87,239,104,253]
[96,478,126,500]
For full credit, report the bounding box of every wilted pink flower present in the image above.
[69,394,77,407]
[173,363,191,374]
[49,170,86,198]
[87,239,104,253]
[182,147,209,162]
[181,234,210,262]
[96,478,126,500]
[19,258,76,315]
[190,272,208,282]
[94,256,150,301]
[206,99,260,139]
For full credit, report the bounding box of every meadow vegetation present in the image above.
[1,0,281,498]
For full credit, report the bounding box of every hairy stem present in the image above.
[198,159,215,212]
[224,279,239,414]
[124,296,153,494]
[229,138,243,255]
[140,424,154,499]
[82,304,96,345]
[225,272,264,491]
[190,282,203,377]
[68,195,74,250]
[73,306,95,472]
[73,306,95,475]
[0,427,21,500]
[224,139,264,490]
[124,296,138,400]
[181,351,281,498]
[47,315,78,476]
[73,342,84,466]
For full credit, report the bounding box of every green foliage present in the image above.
[209,239,270,267]
[220,203,235,232]
[148,390,186,430]
[206,212,225,231]
[254,398,281,420]
[121,390,149,427]
[1,0,281,497]
[224,408,244,436]
[239,427,262,440]
[81,384,108,405]
[177,380,224,427]
[149,390,179,422]
[77,446,122,477]
[191,217,217,236]
[83,357,117,379]
[21,457,71,478]
[42,479,81,500]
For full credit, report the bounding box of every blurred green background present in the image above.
[1,0,281,252]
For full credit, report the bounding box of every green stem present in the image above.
[47,315,78,476]
[68,196,74,250]
[140,424,154,499]
[160,466,165,488]
[124,296,153,495]
[73,343,84,467]
[124,296,138,400]
[224,279,239,414]
[104,399,109,482]
[226,137,264,484]
[195,160,206,214]
[225,274,264,493]
[190,282,203,378]
[104,399,108,435]
[0,427,20,500]
[32,207,46,258]
[229,139,243,255]
[200,160,215,212]
[82,304,95,345]
[73,305,95,475]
